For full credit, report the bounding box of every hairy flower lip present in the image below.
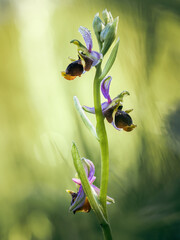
[66,59,84,75]
[61,58,84,80]
[115,110,133,128]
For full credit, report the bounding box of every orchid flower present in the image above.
[83,76,137,132]
[66,158,114,214]
[62,26,102,80]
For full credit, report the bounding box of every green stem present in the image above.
[101,223,113,240]
[93,63,112,239]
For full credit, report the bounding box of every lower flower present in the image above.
[66,158,114,214]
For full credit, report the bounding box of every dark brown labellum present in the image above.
[66,60,84,76]
[115,110,132,128]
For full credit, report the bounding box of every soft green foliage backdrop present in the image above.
[0,0,180,239]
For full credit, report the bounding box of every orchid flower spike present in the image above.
[83,76,137,132]
[66,158,114,214]
[62,26,102,80]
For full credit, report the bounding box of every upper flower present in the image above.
[83,76,137,132]
[62,26,102,80]
[66,158,114,214]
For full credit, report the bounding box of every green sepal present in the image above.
[104,91,130,112]
[100,17,119,56]
[71,142,108,223]
[73,96,99,141]
[116,90,130,101]
[70,39,89,54]
[99,38,120,81]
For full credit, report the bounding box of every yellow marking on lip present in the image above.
[123,124,137,132]
[61,71,77,80]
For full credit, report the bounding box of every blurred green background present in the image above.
[0,0,180,239]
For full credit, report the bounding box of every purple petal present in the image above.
[83,102,109,115]
[69,185,86,213]
[82,105,95,114]
[92,185,115,204]
[89,176,96,184]
[79,26,92,52]
[72,175,96,186]
[90,51,102,66]
[72,178,81,185]
[101,102,110,111]
[101,76,112,103]
[82,158,95,182]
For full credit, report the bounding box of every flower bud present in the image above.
[102,9,110,24]
[93,13,105,50]
[100,17,119,56]
[93,13,104,34]
[100,23,111,42]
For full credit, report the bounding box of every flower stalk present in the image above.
[64,9,136,240]
[93,62,113,239]
[93,62,109,217]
